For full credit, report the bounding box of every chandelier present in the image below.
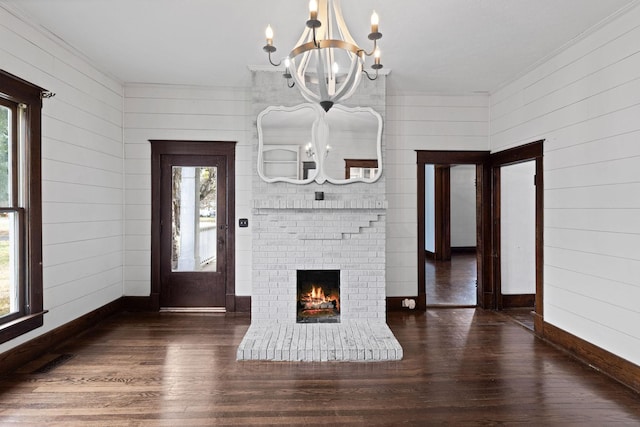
[263,0,383,112]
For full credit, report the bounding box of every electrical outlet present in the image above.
[239,218,249,228]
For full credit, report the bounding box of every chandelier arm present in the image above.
[267,50,282,67]
[331,56,363,100]
[327,46,337,94]
[331,0,359,46]
[362,67,379,81]
[290,55,320,103]
[290,57,320,103]
[315,46,331,102]
[358,39,379,58]
[293,47,312,77]
[295,23,313,50]
[312,26,320,48]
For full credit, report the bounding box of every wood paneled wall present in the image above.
[0,5,124,353]
[490,4,640,365]
[384,94,490,297]
[123,84,252,297]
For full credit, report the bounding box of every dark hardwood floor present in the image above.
[426,252,477,306]
[501,307,535,331]
[0,310,639,425]
[426,251,536,330]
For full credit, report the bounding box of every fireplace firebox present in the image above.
[297,270,340,323]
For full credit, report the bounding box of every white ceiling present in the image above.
[2,0,637,93]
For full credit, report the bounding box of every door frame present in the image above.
[433,165,451,261]
[490,140,544,331]
[417,151,491,310]
[150,140,236,311]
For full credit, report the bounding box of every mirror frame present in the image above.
[257,103,383,184]
[257,103,319,184]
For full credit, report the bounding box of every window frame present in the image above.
[0,70,45,344]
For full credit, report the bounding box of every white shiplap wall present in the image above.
[490,4,640,364]
[123,84,252,297]
[0,6,124,352]
[385,94,489,296]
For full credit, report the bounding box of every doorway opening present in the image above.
[416,143,544,327]
[490,140,544,332]
[424,164,478,306]
[417,151,491,310]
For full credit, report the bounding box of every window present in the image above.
[344,158,378,179]
[0,70,44,344]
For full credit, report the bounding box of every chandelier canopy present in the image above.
[263,0,383,112]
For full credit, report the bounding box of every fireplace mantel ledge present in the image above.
[251,199,388,210]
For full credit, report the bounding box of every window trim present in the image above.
[0,70,45,344]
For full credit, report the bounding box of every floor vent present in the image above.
[33,354,74,374]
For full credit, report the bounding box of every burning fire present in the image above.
[300,284,339,311]
[309,285,325,301]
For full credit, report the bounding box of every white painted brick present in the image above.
[240,70,401,361]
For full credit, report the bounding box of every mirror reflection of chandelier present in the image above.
[263,0,383,112]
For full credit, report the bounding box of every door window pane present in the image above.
[171,166,217,272]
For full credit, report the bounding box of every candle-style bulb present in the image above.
[374,48,381,65]
[370,10,379,33]
[265,25,274,44]
[309,0,318,20]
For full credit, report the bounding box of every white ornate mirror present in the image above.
[257,103,382,184]
[257,104,318,184]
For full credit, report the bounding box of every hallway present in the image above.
[426,252,478,306]
[0,310,638,425]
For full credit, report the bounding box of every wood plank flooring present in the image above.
[426,252,536,331]
[0,310,639,426]
[426,252,478,306]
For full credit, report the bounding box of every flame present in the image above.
[310,285,325,301]
[300,284,340,311]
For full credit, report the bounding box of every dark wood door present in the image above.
[489,140,544,321]
[159,154,227,307]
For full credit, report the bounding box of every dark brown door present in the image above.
[159,154,227,307]
[489,140,544,327]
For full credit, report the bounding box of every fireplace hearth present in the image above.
[297,270,340,323]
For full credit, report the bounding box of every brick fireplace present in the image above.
[236,70,402,361]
